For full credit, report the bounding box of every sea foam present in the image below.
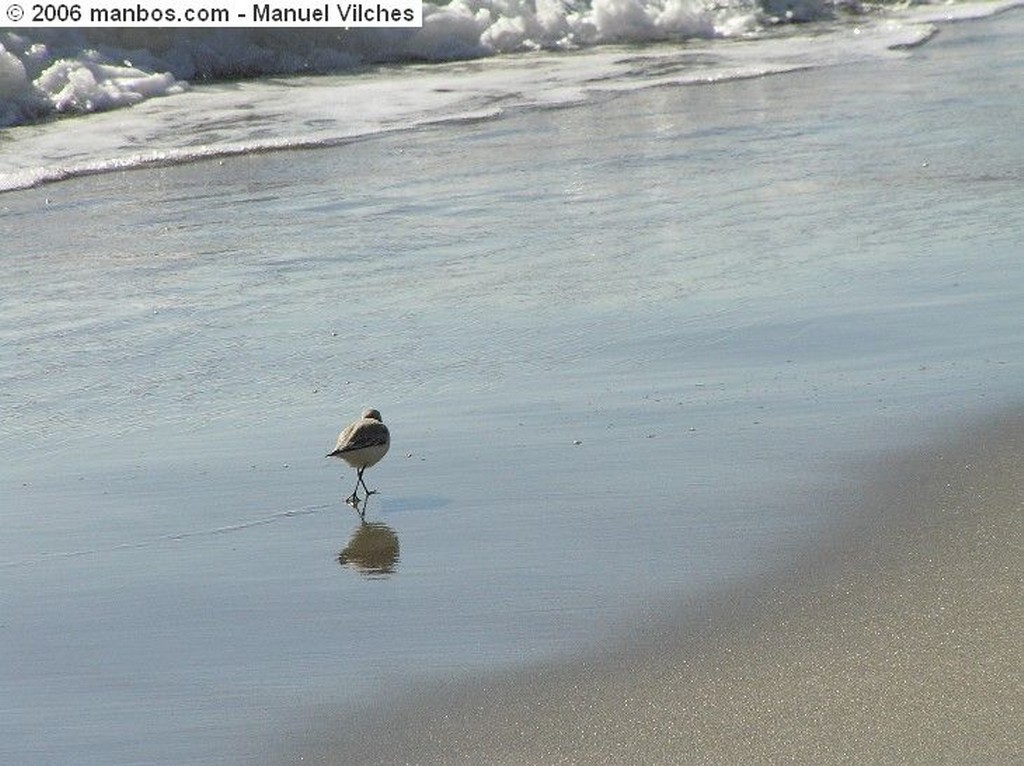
[1,0,1020,192]
[0,0,831,126]
[3,1,1020,128]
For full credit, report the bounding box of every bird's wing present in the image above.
[331,420,390,455]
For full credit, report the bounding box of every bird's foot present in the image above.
[346,493,362,510]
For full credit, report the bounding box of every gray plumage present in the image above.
[328,408,390,509]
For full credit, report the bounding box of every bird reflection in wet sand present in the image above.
[338,521,400,577]
[327,408,390,513]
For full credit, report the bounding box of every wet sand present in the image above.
[277,408,1022,764]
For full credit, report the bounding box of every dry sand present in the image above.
[278,408,1022,764]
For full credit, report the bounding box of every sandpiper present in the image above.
[327,408,390,508]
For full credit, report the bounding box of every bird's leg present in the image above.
[358,467,377,498]
[346,471,362,507]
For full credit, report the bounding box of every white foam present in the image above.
[4,1,1021,128]
[34,58,187,111]
[1,0,1020,191]
[0,0,825,127]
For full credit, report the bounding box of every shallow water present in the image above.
[3,9,1024,765]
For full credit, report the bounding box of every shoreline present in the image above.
[275,406,1023,763]
[4,9,1022,765]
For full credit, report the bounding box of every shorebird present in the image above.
[327,408,391,508]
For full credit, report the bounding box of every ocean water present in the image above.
[0,0,906,126]
[3,5,1024,765]
[4,1,1019,190]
